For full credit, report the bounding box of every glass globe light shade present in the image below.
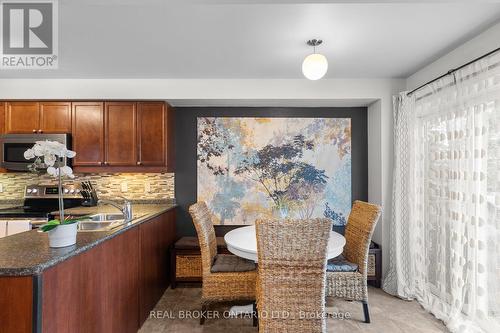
[302,53,328,80]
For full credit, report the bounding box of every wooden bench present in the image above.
[170,236,382,289]
[367,241,382,288]
[170,236,230,288]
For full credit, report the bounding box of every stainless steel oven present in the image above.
[0,134,71,171]
[0,183,84,237]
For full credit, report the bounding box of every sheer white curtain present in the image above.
[384,51,500,333]
[382,91,416,300]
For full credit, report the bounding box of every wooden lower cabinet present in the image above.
[0,209,175,333]
[0,276,33,333]
[42,228,140,333]
[139,211,176,325]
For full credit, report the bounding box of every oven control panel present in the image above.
[24,184,83,199]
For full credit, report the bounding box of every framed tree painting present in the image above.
[197,117,351,226]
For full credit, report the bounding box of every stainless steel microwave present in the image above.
[0,134,71,171]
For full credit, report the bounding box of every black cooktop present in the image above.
[0,206,51,218]
[0,198,83,218]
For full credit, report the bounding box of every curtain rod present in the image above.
[407,46,500,97]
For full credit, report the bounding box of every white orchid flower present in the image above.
[33,144,44,157]
[27,141,77,228]
[61,166,75,178]
[24,149,35,160]
[46,166,58,177]
[65,150,76,158]
[44,154,56,167]
[25,141,77,179]
[34,140,67,156]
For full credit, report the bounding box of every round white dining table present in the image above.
[224,225,346,262]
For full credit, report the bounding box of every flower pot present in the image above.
[48,223,78,248]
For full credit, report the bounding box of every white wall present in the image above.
[407,21,500,90]
[367,100,384,259]
[0,78,402,102]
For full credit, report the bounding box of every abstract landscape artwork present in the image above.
[197,117,352,226]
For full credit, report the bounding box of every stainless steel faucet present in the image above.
[98,196,133,222]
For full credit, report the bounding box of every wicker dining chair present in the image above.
[188,201,257,325]
[325,200,382,323]
[255,218,333,333]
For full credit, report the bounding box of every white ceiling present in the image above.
[2,0,500,79]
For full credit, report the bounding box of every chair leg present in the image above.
[362,301,370,323]
[200,304,207,325]
[253,302,258,327]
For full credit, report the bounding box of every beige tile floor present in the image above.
[139,286,449,333]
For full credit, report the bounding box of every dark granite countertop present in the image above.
[0,203,177,277]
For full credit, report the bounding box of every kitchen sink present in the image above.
[87,213,125,222]
[78,221,119,231]
[77,213,144,232]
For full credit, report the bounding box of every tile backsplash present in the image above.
[0,173,175,201]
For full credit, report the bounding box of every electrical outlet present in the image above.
[144,182,151,193]
[121,182,128,192]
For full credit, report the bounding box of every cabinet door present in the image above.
[39,102,72,133]
[139,210,176,325]
[165,104,175,172]
[105,102,137,166]
[5,102,40,133]
[72,102,104,166]
[137,102,165,166]
[42,229,140,333]
[0,102,5,134]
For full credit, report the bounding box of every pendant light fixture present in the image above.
[302,39,328,80]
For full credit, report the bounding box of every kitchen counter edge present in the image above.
[0,204,177,277]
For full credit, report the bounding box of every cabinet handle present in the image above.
[137,161,142,165]
[32,129,36,133]
[98,161,102,166]
[38,129,43,133]
[104,161,108,165]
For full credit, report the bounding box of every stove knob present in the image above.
[27,189,32,194]
[75,189,80,193]
[32,189,38,194]
[69,189,75,194]
[64,189,69,194]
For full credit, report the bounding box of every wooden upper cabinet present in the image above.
[0,102,5,134]
[165,104,174,172]
[72,102,104,166]
[1,100,173,173]
[5,101,71,134]
[105,102,137,166]
[39,102,72,133]
[137,102,165,166]
[0,103,5,172]
[5,102,40,133]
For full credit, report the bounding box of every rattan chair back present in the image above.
[343,200,382,275]
[189,201,218,276]
[255,218,333,333]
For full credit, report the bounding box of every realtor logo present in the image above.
[1,0,58,69]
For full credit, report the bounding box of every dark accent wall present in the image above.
[175,107,368,237]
